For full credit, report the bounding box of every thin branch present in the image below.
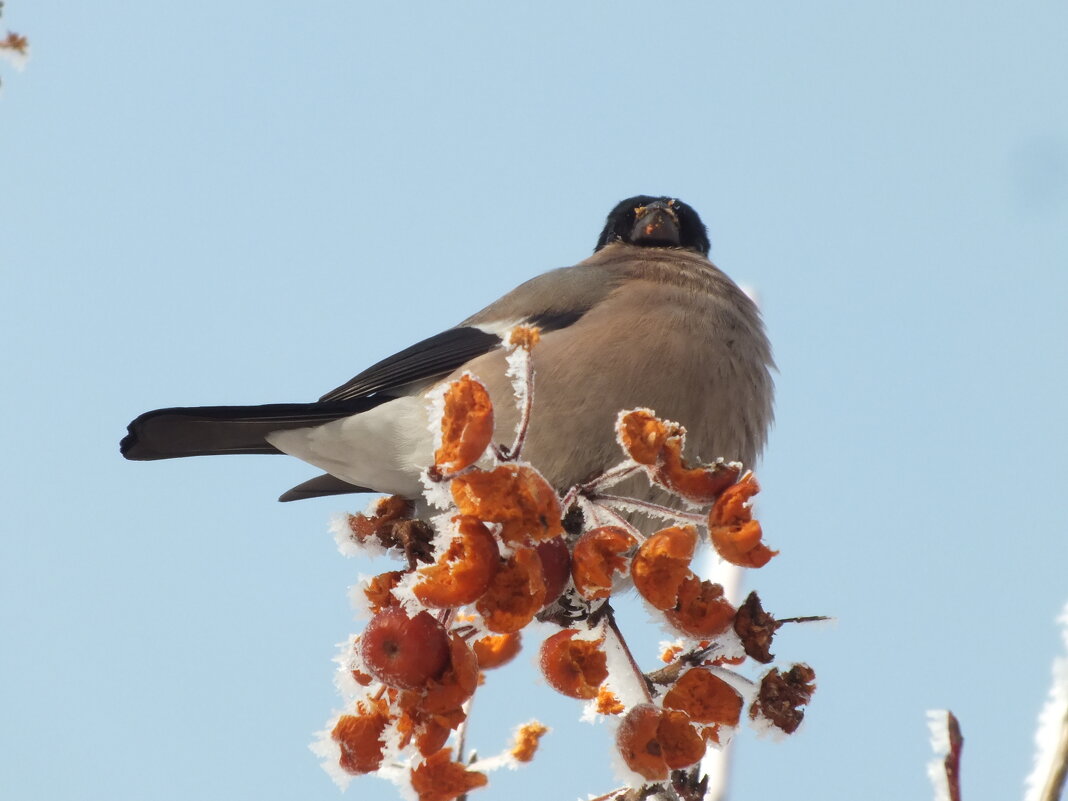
[560,462,643,510]
[943,711,964,801]
[580,496,646,540]
[1037,705,1068,801]
[776,615,833,625]
[590,493,708,526]
[603,605,654,703]
[646,644,720,686]
[506,344,535,461]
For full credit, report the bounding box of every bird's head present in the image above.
[594,196,710,256]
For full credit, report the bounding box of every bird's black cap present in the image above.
[594,196,710,255]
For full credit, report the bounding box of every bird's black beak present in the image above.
[630,201,681,247]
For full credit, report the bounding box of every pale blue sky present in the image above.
[2,3,1067,800]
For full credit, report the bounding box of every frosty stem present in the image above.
[603,605,653,704]
[1037,706,1068,801]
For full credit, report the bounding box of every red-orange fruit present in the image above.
[572,525,637,600]
[617,410,671,465]
[631,526,697,610]
[662,668,743,726]
[409,748,488,801]
[433,375,494,472]
[709,518,777,568]
[472,631,522,669]
[451,464,563,544]
[331,700,389,775]
[664,575,736,638]
[350,666,374,686]
[596,686,625,715]
[538,629,608,699]
[507,325,541,350]
[347,495,414,542]
[616,704,668,780]
[511,721,549,762]
[707,473,778,568]
[413,516,499,607]
[616,704,706,780]
[363,570,404,613]
[535,536,571,604]
[475,546,547,633]
[394,692,467,756]
[422,635,480,714]
[360,608,451,690]
[657,708,706,769]
[414,717,452,757]
[654,442,740,504]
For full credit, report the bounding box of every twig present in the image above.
[603,605,654,703]
[560,462,643,510]
[455,695,474,766]
[583,788,643,801]
[646,644,720,686]
[589,493,707,526]
[500,336,536,462]
[943,711,964,801]
[776,615,832,625]
[579,496,645,540]
[1037,705,1068,801]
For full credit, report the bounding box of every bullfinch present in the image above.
[121,196,774,506]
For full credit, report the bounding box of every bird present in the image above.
[121,196,774,508]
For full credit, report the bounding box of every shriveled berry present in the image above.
[472,631,522,669]
[664,575,736,638]
[572,526,636,600]
[539,629,608,699]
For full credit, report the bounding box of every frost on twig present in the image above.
[1024,601,1068,801]
[926,710,964,801]
[315,327,820,800]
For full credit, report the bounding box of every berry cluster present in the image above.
[314,327,816,800]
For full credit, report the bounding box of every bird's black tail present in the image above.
[120,398,387,461]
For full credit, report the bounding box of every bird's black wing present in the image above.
[318,310,586,403]
[318,326,502,402]
[320,261,620,403]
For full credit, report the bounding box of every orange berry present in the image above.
[422,635,480,714]
[534,536,571,605]
[662,668,743,726]
[616,704,667,780]
[413,516,499,608]
[664,575,736,638]
[617,410,671,465]
[616,704,705,780]
[631,526,697,610]
[409,748,488,801]
[654,440,740,504]
[472,631,522,669]
[657,708,706,769]
[475,546,547,633]
[708,474,778,568]
[331,700,389,775]
[538,629,608,699]
[434,375,494,472]
[572,526,637,600]
[363,570,404,614]
[451,465,563,545]
[360,608,451,690]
